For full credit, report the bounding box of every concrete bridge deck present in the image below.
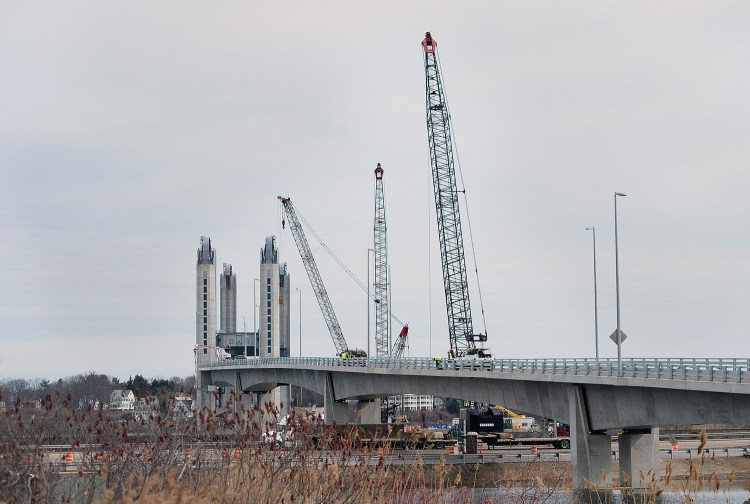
[196,356,750,491]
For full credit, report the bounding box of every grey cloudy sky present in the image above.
[2,2,749,381]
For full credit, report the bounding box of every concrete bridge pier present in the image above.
[324,372,348,424]
[569,386,613,495]
[233,372,254,411]
[322,373,382,424]
[618,428,660,493]
[195,370,212,410]
[355,399,381,424]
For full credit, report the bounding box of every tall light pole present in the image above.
[253,278,259,357]
[296,287,302,406]
[367,248,374,359]
[614,192,627,376]
[585,227,599,363]
[296,287,302,357]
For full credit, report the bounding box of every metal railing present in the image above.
[388,446,750,466]
[199,357,750,384]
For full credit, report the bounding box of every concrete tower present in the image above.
[220,263,237,334]
[259,236,291,413]
[196,236,217,361]
[279,262,291,358]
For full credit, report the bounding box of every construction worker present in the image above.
[433,356,443,369]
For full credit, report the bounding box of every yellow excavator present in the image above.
[493,405,523,418]
[492,405,535,432]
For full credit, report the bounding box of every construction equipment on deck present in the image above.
[494,405,523,418]
[373,163,391,357]
[421,32,489,358]
[278,196,365,357]
[391,324,409,359]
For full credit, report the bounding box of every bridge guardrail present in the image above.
[199,357,749,384]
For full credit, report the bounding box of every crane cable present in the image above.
[283,200,407,329]
[436,49,489,340]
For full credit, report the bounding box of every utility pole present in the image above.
[613,192,627,376]
[586,227,599,362]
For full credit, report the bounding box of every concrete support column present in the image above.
[323,372,348,425]
[619,428,660,491]
[355,399,381,424]
[233,372,253,411]
[195,371,213,411]
[569,386,613,491]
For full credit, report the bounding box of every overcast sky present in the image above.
[2,2,749,381]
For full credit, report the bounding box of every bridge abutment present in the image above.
[569,386,613,491]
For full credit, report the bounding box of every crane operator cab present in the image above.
[463,347,492,359]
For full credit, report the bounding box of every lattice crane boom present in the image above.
[390,324,409,359]
[373,163,391,357]
[422,32,487,357]
[278,196,352,356]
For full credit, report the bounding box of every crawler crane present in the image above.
[373,163,391,357]
[278,196,366,358]
[422,32,490,359]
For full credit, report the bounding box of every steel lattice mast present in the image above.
[278,196,351,356]
[373,163,390,357]
[422,32,486,357]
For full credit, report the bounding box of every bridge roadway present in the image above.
[197,356,750,491]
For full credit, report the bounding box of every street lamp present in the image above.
[585,227,599,363]
[296,287,302,406]
[367,248,374,359]
[253,278,260,357]
[614,192,627,376]
[296,288,302,357]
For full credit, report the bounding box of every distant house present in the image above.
[78,399,101,410]
[387,394,436,411]
[21,400,41,410]
[109,390,135,411]
[134,397,159,421]
[172,395,194,418]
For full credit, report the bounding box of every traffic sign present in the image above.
[609,329,628,344]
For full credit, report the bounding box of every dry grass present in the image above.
[3,394,739,504]
[0,391,567,503]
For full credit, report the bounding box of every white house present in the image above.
[109,390,135,411]
[387,394,435,411]
[172,395,194,418]
[134,397,159,421]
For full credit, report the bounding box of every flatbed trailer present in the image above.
[309,423,457,451]
[480,434,570,450]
